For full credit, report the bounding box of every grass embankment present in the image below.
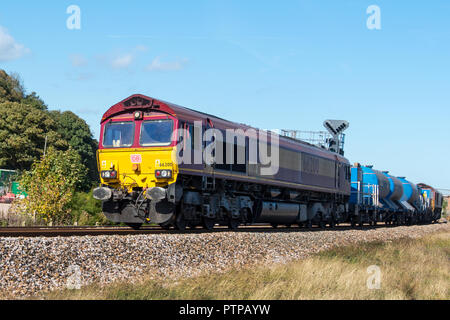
[44,231,450,300]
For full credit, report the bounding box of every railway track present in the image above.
[0,224,289,237]
[0,222,445,237]
[0,225,164,237]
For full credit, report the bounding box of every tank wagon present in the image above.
[350,164,442,225]
[417,183,443,222]
[93,94,442,229]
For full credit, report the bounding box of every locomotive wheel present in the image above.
[126,223,142,230]
[175,213,187,231]
[306,220,312,228]
[202,217,215,230]
[271,223,278,229]
[187,221,199,229]
[329,220,336,228]
[228,218,240,230]
[160,218,173,230]
[319,221,325,229]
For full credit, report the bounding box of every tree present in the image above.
[0,70,23,103]
[0,69,97,190]
[49,110,99,188]
[0,101,67,170]
[21,91,47,111]
[0,70,47,110]
[14,147,87,225]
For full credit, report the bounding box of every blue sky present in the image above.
[1,0,449,190]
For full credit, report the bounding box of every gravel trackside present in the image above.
[0,222,449,299]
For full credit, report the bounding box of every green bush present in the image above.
[13,147,87,225]
[69,190,111,226]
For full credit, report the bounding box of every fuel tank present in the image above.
[256,201,300,224]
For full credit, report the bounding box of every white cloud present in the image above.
[65,72,94,81]
[134,45,148,52]
[69,54,88,67]
[75,73,94,81]
[146,57,188,71]
[97,46,149,69]
[111,54,133,68]
[0,26,29,61]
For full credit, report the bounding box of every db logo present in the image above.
[130,154,142,164]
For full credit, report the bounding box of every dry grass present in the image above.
[42,231,450,300]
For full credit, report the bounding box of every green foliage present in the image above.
[0,101,67,170]
[0,69,101,219]
[0,69,98,191]
[0,70,23,103]
[50,110,99,188]
[13,147,87,225]
[69,190,110,225]
[21,92,47,111]
[0,70,47,110]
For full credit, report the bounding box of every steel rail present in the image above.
[0,221,445,238]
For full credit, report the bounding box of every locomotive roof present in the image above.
[101,94,349,163]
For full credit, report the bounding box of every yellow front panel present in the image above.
[98,147,178,191]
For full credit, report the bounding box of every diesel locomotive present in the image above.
[93,94,443,229]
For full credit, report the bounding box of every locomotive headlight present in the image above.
[101,170,117,179]
[155,170,172,179]
[134,111,143,120]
